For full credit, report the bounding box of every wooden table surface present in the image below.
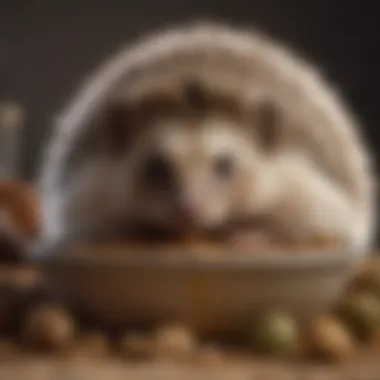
[1,355,380,380]
[1,264,380,380]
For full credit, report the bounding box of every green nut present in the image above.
[339,292,380,340]
[250,311,300,356]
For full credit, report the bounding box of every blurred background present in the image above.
[0,0,379,182]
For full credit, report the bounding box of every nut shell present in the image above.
[339,292,380,340]
[251,311,300,356]
[153,323,197,360]
[308,315,356,362]
[23,303,76,351]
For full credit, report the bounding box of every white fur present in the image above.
[124,118,261,230]
[37,22,376,254]
[259,154,374,252]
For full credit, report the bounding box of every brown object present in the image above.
[153,323,198,360]
[0,180,40,263]
[338,291,380,340]
[120,324,197,362]
[0,180,41,240]
[0,101,40,262]
[23,303,76,352]
[120,333,156,360]
[307,315,356,362]
[350,262,380,296]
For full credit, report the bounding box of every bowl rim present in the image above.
[32,240,363,272]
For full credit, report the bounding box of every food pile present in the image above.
[0,259,380,364]
[74,230,342,260]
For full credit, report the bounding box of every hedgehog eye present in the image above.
[253,98,281,152]
[141,153,174,189]
[213,154,235,179]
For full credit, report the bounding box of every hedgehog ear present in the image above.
[182,80,209,112]
[252,98,282,153]
[103,102,135,155]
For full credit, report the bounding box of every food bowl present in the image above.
[34,241,364,334]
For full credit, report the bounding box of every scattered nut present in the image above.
[23,303,76,352]
[250,311,300,357]
[339,292,380,340]
[153,323,197,360]
[307,315,356,362]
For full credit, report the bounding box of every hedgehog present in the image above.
[36,21,376,255]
